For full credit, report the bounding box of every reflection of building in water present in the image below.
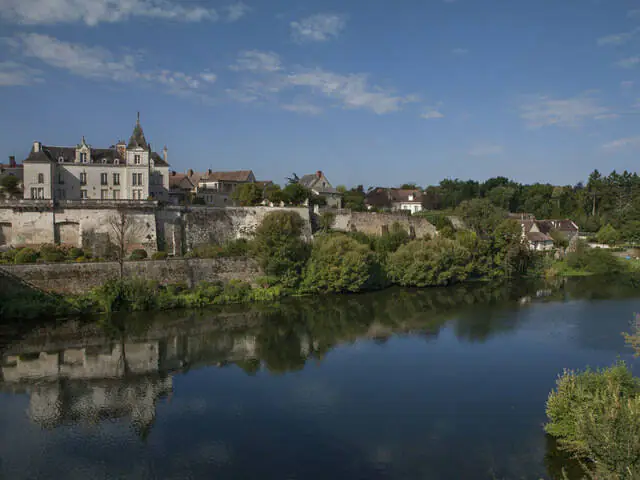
[28,376,173,434]
[0,332,261,432]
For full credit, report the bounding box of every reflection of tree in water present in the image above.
[543,435,586,480]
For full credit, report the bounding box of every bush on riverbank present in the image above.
[387,237,473,287]
[302,234,383,293]
[545,362,640,478]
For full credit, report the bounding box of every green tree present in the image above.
[597,224,621,246]
[282,183,311,205]
[387,237,473,287]
[457,198,507,236]
[264,184,285,204]
[302,234,379,293]
[0,175,20,196]
[318,212,335,233]
[253,211,309,281]
[232,183,263,206]
[549,229,569,250]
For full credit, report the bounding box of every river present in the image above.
[1,277,639,479]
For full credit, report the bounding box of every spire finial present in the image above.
[82,135,85,144]
[137,111,140,125]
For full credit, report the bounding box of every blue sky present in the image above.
[1,0,639,187]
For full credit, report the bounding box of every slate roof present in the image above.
[127,115,148,149]
[365,188,422,205]
[527,231,553,243]
[201,170,254,182]
[299,173,338,194]
[536,220,579,234]
[389,189,422,203]
[23,145,168,166]
[169,173,195,190]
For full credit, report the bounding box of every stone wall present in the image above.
[1,257,261,294]
[330,210,436,238]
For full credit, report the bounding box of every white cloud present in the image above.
[468,144,504,156]
[421,108,444,119]
[0,0,222,25]
[281,103,323,115]
[226,2,251,22]
[603,136,640,149]
[288,68,415,114]
[229,50,282,72]
[0,61,42,86]
[519,93,611,128]
[452,48,469,55]
[617,56,640,68]
[10,33,211,98]
[199,72,217,83]
[597,28,639,46]
[290,13,347,43]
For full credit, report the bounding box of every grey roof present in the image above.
[151,152,168,167]
[127,116,148,149]
[23,145,168,167]
[299,174,318,188]
[299,173,338,194]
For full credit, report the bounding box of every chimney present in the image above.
[9,156,16,167]
[316,170,322,178]
[33,141,41,153]
[163,145,168,163]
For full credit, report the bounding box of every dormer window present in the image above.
[37,173,44,184]
[80,152,87,163]
[102,158,107,164]
[134,155,141,165]
[58,156,64,163]
[114,159,120,165]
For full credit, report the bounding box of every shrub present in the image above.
[302,234,379,293]
[566,247,624,275]
[91,278,158,312]
[545,363,640,477]
[129,249,148,261]
[67,247,84,260]
[40,249,66,263]
[372,223,410,256]
[255,276,280,288]
[1,249,18,263]
[151,251,168,260]
[253,211,309,280]
[222,238,250,257]
[597,224,621,246]
[14,248,38,264]
[387,237,473,287]
[318,212,336,233]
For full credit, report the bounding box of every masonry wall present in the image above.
[1,257,261,294]
[331,210,436,238]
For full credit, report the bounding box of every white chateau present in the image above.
[23,114,170,202]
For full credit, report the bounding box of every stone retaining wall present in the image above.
[1,258,260,294]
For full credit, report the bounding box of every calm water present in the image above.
[1,278,640,480]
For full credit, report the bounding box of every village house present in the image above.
[299,171,342,208]
[22,114,170,202]
[365,188,423,214]
[520,218,579,251]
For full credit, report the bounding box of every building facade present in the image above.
[23,115,169,202]
[299,171,342,208]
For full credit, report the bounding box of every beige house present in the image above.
[22,115,169,202]
[520,219,579,251]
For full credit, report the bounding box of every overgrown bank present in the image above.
[2,204,637,321]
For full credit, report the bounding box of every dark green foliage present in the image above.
[232,183,263,206]
[14,247,38,264]
[0,174,20,195]
[549,229,569,249]
[387,238,473,287]
[371,222,410,256]
[67,247,84,260]
[151,251,168,260]
[92,278,158,312]
[456,198,508,236]
[264,184,285,204]
[342,185,366,211]
[253,211,309,281]
[415,212,453,231]
[545,363,640,478]
[282,183,311,205]
[302,234,379,293]
[129,249,148,261]
[566,246,624,275]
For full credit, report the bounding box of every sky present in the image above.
[1,0,640,188]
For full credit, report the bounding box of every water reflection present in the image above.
[1,278,639,479]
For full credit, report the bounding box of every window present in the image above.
[114,159,120,165]
[102,159,107,164]
[37,173,44,184]
[80,152,87,163]
[80,190,88,199]
[80,172,87,185]
[100,189,108,200]
[57,172,64,184]
[132,189,143,200]
[132,173,143,186]
[100,173,108,185]
[58,156,64,163]
[113,173,120,185]
[112,190,120,200]
[31,187,44,199]
[134,154,141,165]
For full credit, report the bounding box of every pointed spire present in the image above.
[128,112,148,149]
[137,111,140,125]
